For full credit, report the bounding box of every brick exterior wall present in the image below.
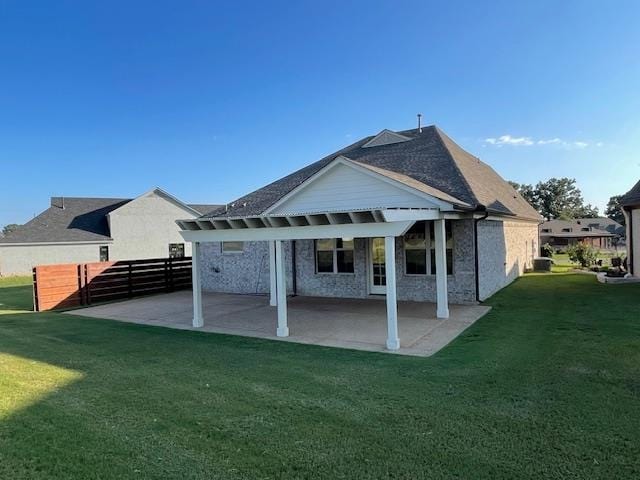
[477,220,538,301]
[200,219,479,304]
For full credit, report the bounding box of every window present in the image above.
[169,243,185,258]
[581,227,590,232]
[222,241,244,253]
[315,238,354,273]
[562,227,572,233]
[541,228,551,233]
[403,221,453,275]
[99,246,109,262]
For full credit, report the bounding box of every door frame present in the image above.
[368,237,387,295]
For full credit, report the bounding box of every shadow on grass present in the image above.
[0,284,33,313]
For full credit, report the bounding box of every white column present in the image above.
[275,240,289,337]
[384,236,400,350]
[434,219,450,319]
[268,240,277,306]
[192,241,204,327]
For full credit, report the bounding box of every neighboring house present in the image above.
[178,125,541,350]
[621,179,640,276]
[0,188,219,276]
[539,217,625,251]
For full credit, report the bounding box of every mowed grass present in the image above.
[0,275,639,479]
[0,275,32,313]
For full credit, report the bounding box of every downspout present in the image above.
[473,205,489,302]
[625,206,634,275]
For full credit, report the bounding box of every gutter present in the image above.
[473,205,489,302]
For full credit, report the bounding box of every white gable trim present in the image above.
[264,156,454,215]
[361,129,412,148]
[110,187,202,217]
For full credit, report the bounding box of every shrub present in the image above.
[566,243,598,268]
[540,243,554,258]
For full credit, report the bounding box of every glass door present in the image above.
[369,237,386,294]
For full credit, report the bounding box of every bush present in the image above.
[566,243,598,268]
[540,243,554,258]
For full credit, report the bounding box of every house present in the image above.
[0,188,219,276]
[621,179,640,275]
[177,125,541,351]
[539,217,624,251]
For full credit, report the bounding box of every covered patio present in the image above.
[68,290,490,356]
[176,155,492,352]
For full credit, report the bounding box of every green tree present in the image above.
[509,181,539,211]
[605,195,625,225]
[1,224,19,237]
[535,178,597,220]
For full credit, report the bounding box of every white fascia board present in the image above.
[382,209,442,222]
[382,210,479,221]
[180,220,415,242]
[0,240,114,247]
[265,156,453,214]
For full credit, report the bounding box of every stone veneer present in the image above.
[199,219,480,304]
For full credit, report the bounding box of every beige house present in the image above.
[0,188,219,276]
[621,180,640,275]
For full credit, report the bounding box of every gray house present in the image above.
[178,126,541,351]
[0,188,219,275]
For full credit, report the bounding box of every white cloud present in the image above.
[485,135,534,146]
[536,138,562,145]
[484,135,602,149]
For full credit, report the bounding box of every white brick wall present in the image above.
[477,220,538,300]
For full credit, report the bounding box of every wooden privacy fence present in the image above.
[33,257,192,311]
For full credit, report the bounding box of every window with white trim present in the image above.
[222,241,244,253]
[169,243,185,258]
[315,238,354,273]
[404,221,453,275]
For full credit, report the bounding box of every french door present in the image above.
[369,237,386,294]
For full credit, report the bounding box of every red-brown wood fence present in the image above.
[33,257,192,311]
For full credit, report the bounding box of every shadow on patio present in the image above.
[68,291,490,356]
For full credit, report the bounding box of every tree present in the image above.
[509,181,539,211]
[534,178,597,220]
[1,224,19,237]
[605,195,625,225]
[510,177,599,220]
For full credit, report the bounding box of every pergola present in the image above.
[178,208,453,351]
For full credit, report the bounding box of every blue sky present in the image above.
[1,0,639,226]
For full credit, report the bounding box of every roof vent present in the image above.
[362,129,412,148]
[417,113,422,133]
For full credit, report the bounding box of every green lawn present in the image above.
[0,275,639,479]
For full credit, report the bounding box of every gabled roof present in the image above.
[621,179,640,207]
[539,217,624,237]
[0,190,221,245]
[203,126,541,222]
[0,197,130,244]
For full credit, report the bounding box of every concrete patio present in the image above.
[68,291,490,356]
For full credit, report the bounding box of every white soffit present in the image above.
[361,129,412,148]
[266,158,442,216]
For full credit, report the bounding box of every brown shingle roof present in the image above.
[203,126,541,222]
[621,179,640,207]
